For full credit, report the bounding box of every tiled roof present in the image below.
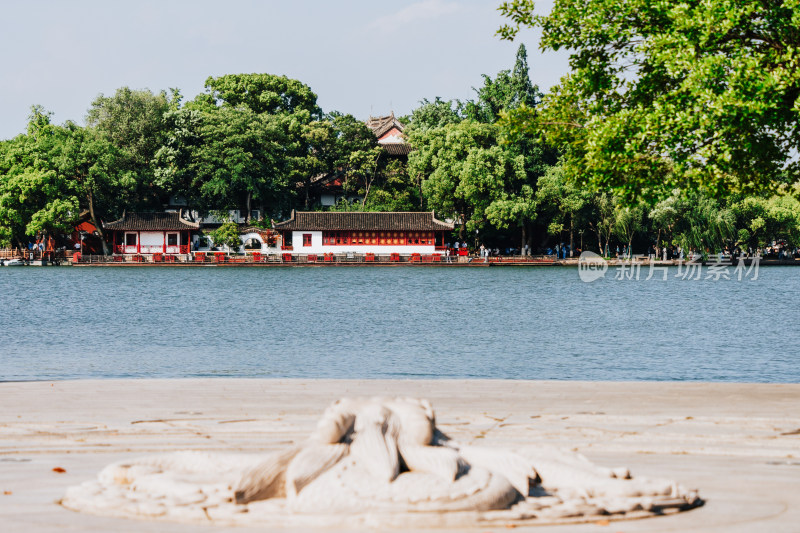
[381,143,412,155]
[366,114,404,139]
[273,211,454,231]
[239,226,277,236]
[103,211,200,231]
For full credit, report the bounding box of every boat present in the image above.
[2,258,26,266]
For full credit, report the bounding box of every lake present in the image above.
[0,265,797,382]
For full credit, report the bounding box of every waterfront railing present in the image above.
[71,252,558,265]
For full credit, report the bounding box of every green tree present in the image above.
[665,192,735,256]
[153,107,205,214]
[590,192,618,257]
[466,44,541,124]
[613,205,644,257]
[406,98,465,133]
[363,159,419,211]
[535,163,592,253]
[202,73,320,117]
[408,121,529,242]
[0,107,130,252]
[649,190,682,252]
[157,74,321,220]
[209,220,243,252]
[498,0,800,197]
[86,87,172,207]
[300,112,380,209]
[55,123,134,254]
[731,195,800,249]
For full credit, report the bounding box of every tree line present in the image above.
[2,0,800,258]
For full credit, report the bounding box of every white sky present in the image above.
[0,0,568,140]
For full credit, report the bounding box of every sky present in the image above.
[0,0,569,141]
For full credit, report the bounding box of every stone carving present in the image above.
[62,397,701,527]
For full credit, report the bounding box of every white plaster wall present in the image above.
[140,232,164,246]
[240,232,280,254]
[137,231,166,253]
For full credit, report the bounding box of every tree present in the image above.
[498,0,800,197]
[363,158,419,212]
[466,44,541,124]
[195,107,289,220]
[300,112,380,209]
[209,220,243,252]
[54,122,134,255]
[202,73,320,117]
[0,107,130,253]
[406,98,465,133]
[590,193,617,257]
[649,190,682,252]
[535,163,592,252]
[1,109,75,247]
[86,87,172,207]
[656,191,735,256]
[408,121,529,242]
[731,195,800,249]
[153,107,205,215]
[157,74,322,220]
[613,205,644,257]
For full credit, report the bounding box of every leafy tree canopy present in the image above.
[406,98,465,133]
[466,44,542,123]
[498,0,800,198]
[202,73,321,117]
[408,121,529,235]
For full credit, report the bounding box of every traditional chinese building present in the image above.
[312,114,411,208]
[103,211,198,256]
[365,113,411,157]
[273,211,453,256]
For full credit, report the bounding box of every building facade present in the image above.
[273,211,453,256]
[104,211,198,255]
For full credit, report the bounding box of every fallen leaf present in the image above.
[3,491,11,495]
[52,467,66,473]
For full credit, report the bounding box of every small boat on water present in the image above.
[1,258,26,266]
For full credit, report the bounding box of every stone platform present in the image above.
[0,379,798,532]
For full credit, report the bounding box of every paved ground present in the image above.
[1,379,798,532]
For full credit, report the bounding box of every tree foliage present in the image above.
[409,121,529,236]
[0,107,130,250]
[498,0,800,197]
[466,44,542,123]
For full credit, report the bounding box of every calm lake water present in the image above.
[0,265,797,382]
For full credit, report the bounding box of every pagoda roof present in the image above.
[273,211,453,232]
[380,143,412,155]
[366,113,405,139]
[103,211,199,231]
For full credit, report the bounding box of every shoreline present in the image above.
[2,379,799,532]
[21,256,800,267]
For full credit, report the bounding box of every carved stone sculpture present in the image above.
[62,397,701,527]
